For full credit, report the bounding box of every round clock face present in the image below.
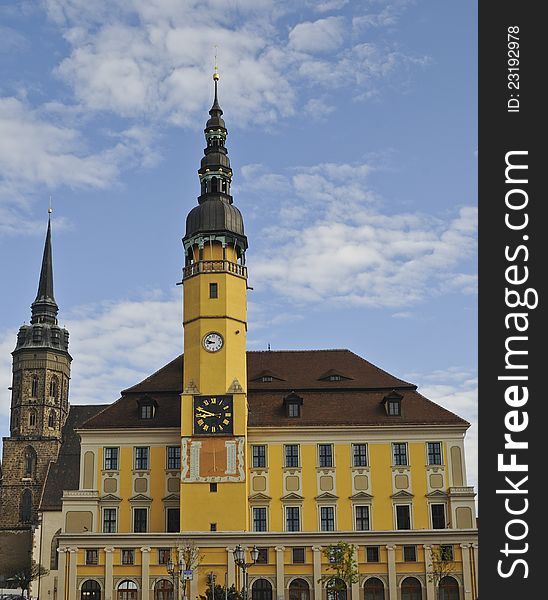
[203,332,224,352]
[193,396,233,435]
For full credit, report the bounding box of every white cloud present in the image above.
[288,17,346,53]
[242,162,477,307]
[0,97,160,235]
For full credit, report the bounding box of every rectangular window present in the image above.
[427,442,443,465]
[318,444,333,467]
[286,506,300,531]
[158,548,171,564]
[103,508,117,533]
[255,548,269,564]
[288,402,300,417]
[431,504,446,529]
[104,447,119,471]
[440,545,454,561]
[209,283,218,298]
[387,400,401,416]
[210,523,217,531]
[140,404,153,419]
[292,547,305,564]
[252,445,267,468]
[134,447,149,470]
[167,508,180,532]
[253,507,268,532]
[285,444,300,468]
[396,505,411,530]
[352,443,368,467]
[355,505,370,531]
[167,446,181,470]
[403,546,417,562]
[133,508,148,533]
[320,506,335,531]
[121,549,135,565]
[85,549,98,565]
[365,546,379,563]
[393,443,408,466]
[210,483,218,492]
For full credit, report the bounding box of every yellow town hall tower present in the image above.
[24,74,478,600]
[180,68,249,532]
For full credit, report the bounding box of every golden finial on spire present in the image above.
[213,45,220,81]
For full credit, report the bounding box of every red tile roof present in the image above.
[80,350,468,429]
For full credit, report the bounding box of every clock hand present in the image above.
[196,409,215,418]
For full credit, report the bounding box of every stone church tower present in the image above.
[0,215,71,528]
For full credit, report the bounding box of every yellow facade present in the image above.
[33,78,478,600]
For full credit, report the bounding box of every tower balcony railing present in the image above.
[183,259,247,280]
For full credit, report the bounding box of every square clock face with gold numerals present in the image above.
[193,395,234,435]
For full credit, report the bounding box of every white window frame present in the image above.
[104,446,119,471]
[429,502,447,529]
[252,506,269,532]
[394,503,413,530]
[284,444,300,468]
[319,505,336,532]
[354,504,371,531]
[392,442,409,466]
[318,443,334,468]
[426,441,443,465]
[102,507,117,533]
[285,505,301,532]
[132,506,149,533]
[351,443,368,467]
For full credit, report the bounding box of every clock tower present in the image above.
[180,70,249,531]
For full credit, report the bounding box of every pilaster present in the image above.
[460,544,473,600]
[141,546,151,600]
[423,545,435,600]
[275,546,285,600]
[104,546,115,600]
[386,545,397,600]
[312,546,322,600]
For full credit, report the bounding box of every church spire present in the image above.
[31,212,59,325]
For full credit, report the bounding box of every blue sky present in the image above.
[0,1,477,493]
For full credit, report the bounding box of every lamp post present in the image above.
[233,545,259,600]
[167,556,183,600]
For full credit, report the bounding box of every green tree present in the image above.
[318,542,359,600]
[178,540,203,600]
[200,583,244,600]
[10,560,49,599]
[426,546,457,600]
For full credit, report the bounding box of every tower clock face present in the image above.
[193,395,233,435]
[202,332,224,352]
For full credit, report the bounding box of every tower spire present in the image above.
[30,211,59,325]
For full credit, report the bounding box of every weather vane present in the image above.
[213,45,219,81]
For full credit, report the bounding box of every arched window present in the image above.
[252,579,272,600]
[24,446,37,476]
[154,579,174,600]
[81,579,101,600]
[50,376,59,399]
[211,176,218,192]
[29,410,37,427]
[51,528,61,570]
[118,580,138,600]
[326,579,347,600]
[20,489,32,523]
[439,576,460,600]
[12,409,19,430]
[289,579,310,600]
[31,374,39,397]
[364,578,385,600]
[48,410,56,428]
[401,577,422,600]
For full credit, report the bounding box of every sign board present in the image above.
[183,570,193,580]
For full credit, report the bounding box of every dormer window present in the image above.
[328,375,341,382]
[383,391,403,416]
[137,396,157,420]
[261,376,273,383]
[318,370,352,383]
[283,392,303,418]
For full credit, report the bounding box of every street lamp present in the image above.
[233,545,259,600]
[167,556,183,600]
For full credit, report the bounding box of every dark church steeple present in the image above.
[0,212,72,528]
[30,214,58,326]
[183,70,247,261]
